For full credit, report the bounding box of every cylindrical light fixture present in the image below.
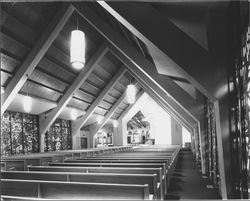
[23,95,32,113]
[70,30,85,70]
[71,108,77,120]
[96,115,103,124]
[113,120,118,128]
[1,86,5,94]
[127,84,136,104]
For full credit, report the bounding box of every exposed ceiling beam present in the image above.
[118,90,144,120]
[99,2,219,101]
[118,64,195,130]
[90,81,137,138]
[133,116,143,128]
[1,3,74,116]
[39,43,108,137]
[72,66,127,134]
[107,42,198,126]
[135,72,195,131]
[130,118,141,128]
[73,2,202,123]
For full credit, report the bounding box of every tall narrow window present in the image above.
[44,118,72,152]
[1,111,39,156]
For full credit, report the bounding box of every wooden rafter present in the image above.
[1,3,74,116]
[39,43,108,139]
[90,81,137,141]
[72,66,127,134]
[73,2,200,124]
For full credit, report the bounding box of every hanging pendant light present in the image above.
[70,13,85,70]
[127,84,136,104]
[113,120,118,128]
[1,86,5,94]
[70,30,85,70]
[96,115,103,124]
[71,108,77,120]
[23,95,32,113]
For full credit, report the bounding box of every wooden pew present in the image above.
[70,157,172,186]
[1,146,133,168]
[2,171,160,200]
[65,159,170,167]
[48,162,167,195]
[28,166,165,198]
[49,162,166,175]
[80,149,179,187]
[1,195,85,200]
[1,179,151,200]
[0,159,40,171]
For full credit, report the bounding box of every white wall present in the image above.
[151,111,171,145]
[182,126,191,148]
[121,93,172,145]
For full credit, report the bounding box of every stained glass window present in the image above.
[1,111,39,156]
[204,99,220,192]
[44,118,72,152]
[228,26,249,199]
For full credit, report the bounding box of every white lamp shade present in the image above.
[70,30,85,69]
[96,116,103,124]
[71,109,77,120]
[127,84,136,104]
[113,120,118,128]
[23,95,32,113]
[1,86,5,94]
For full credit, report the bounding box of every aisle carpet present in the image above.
[165,149,222,200]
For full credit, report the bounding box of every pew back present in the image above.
[1,171,159,199]
[1,179,150,200]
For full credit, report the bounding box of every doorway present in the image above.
[80,137,88,149]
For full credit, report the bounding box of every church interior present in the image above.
[0,0,249,200]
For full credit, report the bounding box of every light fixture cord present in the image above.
[76,12,78,30]
[26,75,28,97]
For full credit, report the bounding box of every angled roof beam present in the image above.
[90,81,137,139]
[117,78,194,132]
[99,2,216,101]
[108,42,199,127]
[1,3,74,116]
[133,74,194,132]
[72,66,127,134]
[132,117,142,128]
[73,3,202,123]
[39,43,108,137]
[130,119,140,128]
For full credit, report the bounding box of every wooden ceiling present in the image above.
[1,2,143,128]
[1,0,224,131]
[127,110,149,130]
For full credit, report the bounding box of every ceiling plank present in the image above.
[73,2,202,123]
[72,66,127,134]
[39,43,108,141]
[89,81,138,142]
[1,3,74,116]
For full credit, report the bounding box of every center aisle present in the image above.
[166,149,221,200]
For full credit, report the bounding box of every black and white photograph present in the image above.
[0,0,249,200]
